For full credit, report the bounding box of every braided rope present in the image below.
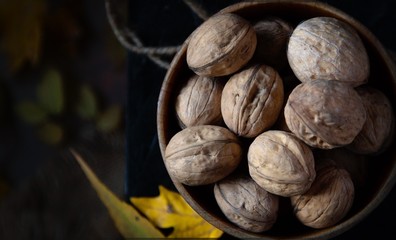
[183,0,210,20]
[105,0,182,69]
[105,0,214,69]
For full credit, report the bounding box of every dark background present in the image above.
[2,0,393,239]
[126,0,396,239]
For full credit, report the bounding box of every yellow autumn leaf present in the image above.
[71,149,164,238]
[130,186,223,238]
[0,0,45,71]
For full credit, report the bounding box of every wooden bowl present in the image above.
[157,1,396,239]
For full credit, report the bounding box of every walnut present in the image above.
[214,174,279,232]
[284,80,367,149]
[247,130,315,197]
[314,148,369,190]
[348,86,395,154]
[164,125,242,186]
[221,64,284,138]
[273,88,294,132]
[253,17,293,70]
[175,75,223,128]
[287,17,369,87]
[186,13,257,77]
[290,165,354,229]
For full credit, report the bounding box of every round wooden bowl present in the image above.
[157,1,396,239]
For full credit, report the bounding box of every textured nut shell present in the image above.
[187,13,257,77]
[214,174,279,233]
[287,17,369,86]
[284,80,367,149]
[253,17,293,70]
[176,75,223,127]
[165,125,242,186]
[247,130,315,197]
[349,86,394,154]
[221,65,284,138]
[291,166,354,229]
[315,148,368,189]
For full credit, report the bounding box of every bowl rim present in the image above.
[157,1,396,239]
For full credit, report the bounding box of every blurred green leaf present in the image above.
[96,105,122,132]
[37,69,64,115]
[37,122,63,145]
[15,101,47,124]
[76,84,98,120]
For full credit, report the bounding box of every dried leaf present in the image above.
[0,0,45,71]
[15,101,47,124]
[37,122,63,145]
[71,150,164,238]
[37,69,64,115]
[131,186,223,238]
[76,84,98,120]
[96,104,122,132]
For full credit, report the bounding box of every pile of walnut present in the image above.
[164,13,394,232]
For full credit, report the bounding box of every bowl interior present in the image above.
[157,1,396,239]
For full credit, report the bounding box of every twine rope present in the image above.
[105,0,209,69]
[183,0,210,20]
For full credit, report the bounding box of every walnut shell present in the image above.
[221,64,284,138]
[186,13,257,77]
[175,75,223,127]
[253,17,293,70]
[248,130,315,197]
[348,86,395,154]
[284,80,367,149]
[165,125,242,186]
[290,165,354,229]
[214,174,279,233]
[287,17,369,87]
[314,148,368,190]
